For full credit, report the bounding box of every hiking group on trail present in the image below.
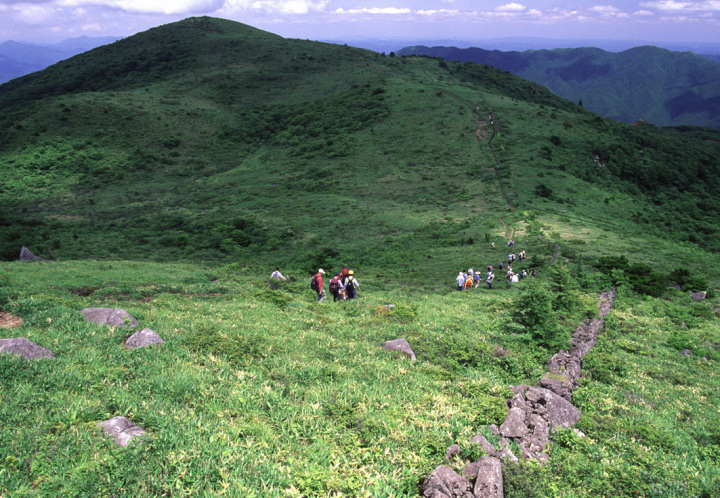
[312,266,359,303]
[456,244,536,291]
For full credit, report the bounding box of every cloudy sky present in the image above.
[1,0,719,45]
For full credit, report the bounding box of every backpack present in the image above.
[329,277,340,292]
[310,275,319,291]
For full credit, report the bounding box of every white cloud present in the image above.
[334,7,411,15]
[633,9,655,15]
[591,5,620,13]
[57,0,225,15]
[495,3,526,12]
[641,0,720,11]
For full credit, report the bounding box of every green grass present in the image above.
[1,259,719,495]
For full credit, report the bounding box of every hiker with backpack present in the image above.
[329,272,343,301]
[270,267,286,280]
[311,269,326,302]
[486,272,495,289]
[345,270,359,300]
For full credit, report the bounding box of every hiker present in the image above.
[507,270,513,281]
[464,275,474,290]
[487,265,492,272]
[311,269,326,302]
[456,272,465,291]
[473,271,482,288]
[329,272,343,301]
[486,272,495,289]
[341,265,350,280]
[511,273,519,283]
[490,242,495,248]
[499,262,503,270]
[345,270,359,300]
[270,267,286,280]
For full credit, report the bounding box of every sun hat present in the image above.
[319,269,325,274]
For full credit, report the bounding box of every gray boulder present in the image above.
[499,407,529,438]
[472,457,504,498]
[526,387,580,429]
[446,444,462,459]
[422,465,473,498]
[495,447,519,463]
[97,416,146,446]
[125,328,165,349]
[81,308,138,328]
[681,349,692,357]
[469,434,496,457]
[19,246,42,261]
[382,338,416,362]
[0,337,53,359]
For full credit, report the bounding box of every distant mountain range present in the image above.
[0,36,121,84]
[397,45,720,128]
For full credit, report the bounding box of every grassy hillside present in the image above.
[397,45,720,129]
[2,16,720,496]
[1,17,719,290]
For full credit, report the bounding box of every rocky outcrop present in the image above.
[423,288,616,496]
[0,337,53,359]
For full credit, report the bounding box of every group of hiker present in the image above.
[312,266,359,302]
[271,266,359,302]
[456,246,536,290]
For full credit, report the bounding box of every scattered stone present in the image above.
[0,337,53,359]
[470,434,496,457]
[422,465,473,498]
[529,414,549,442]
[125,328,165,349]
[509,393,528,411]
[446,444,462,459]
[97,416,146,447]
[572,428,586,438]
[382,338,416,362]
[0,312,23,329]
[535,453,550,464]
[472,457,504,498]
[681,349,692,357]
[539,377,572,402]
[19,246,42,261]
[488,424,500,436]
[384,304,396,310]
[499,407,529,438]
[668,283,682,291]
[81,308,138,328]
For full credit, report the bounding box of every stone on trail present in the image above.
[125,328,165,349]
[422,465,473,498]
[81,308,138,328]
[97,416,146,447]
[382,338,416,362]
[0,337,53,359]
[690,291,707,302]
[681,349,693,356]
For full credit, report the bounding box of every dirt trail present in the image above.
[481,113,516,241]
[0,312,23,328]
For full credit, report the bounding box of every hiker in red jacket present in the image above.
[312,269,326,302]
[329,272,343,301]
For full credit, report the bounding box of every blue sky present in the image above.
[0,0,719,45]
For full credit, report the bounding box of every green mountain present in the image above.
[397,45,720,129]
[2,17,720,497]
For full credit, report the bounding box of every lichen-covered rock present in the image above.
[81,308,138,328]
[499,407,529,438]
[382,338,416,362]
[125,328,165,349]
[0,337,53,359]
[495,447,519,463]
[539,377,572,401]
[97,416,146,446]
[422,465,473,498]
[529,414,549,443]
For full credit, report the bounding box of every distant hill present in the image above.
[397,45,720,128]
[0,36,121,84]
